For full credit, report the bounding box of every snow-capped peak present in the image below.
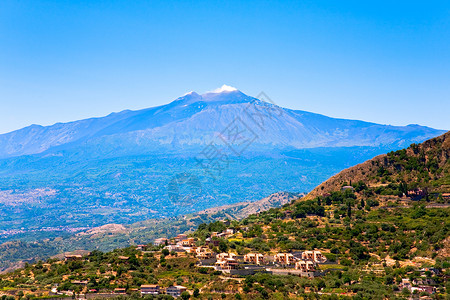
[182,91,196,96]
[206,84,238,94]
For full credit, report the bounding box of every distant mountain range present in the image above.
[0,85,444,159]
[0,85,445,234]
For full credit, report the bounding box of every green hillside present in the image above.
[306,131,450,201]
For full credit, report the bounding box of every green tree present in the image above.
[193,288,200,297]
[218,240,228,253]
[181,291,190,300]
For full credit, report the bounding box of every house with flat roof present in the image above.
[64,254,83,261]
[114,288,127,294]
[274,253,295,265]
[178,237,195,247]
[136,244,148,251]
[400,278,411,290]
[244,253,265,265]
[164,244,185,252]
[225,228,235,235]
[295,260,321,277]
[341,186,354,192]
[154,238,168,246]
[295,260,316,272]
[216,253,236,260]
[175,234,188,242]
[196,247,214,259]
[166,285,187,298]
[140,285,160,295]
[301,251,326,263]
[215,258,239,270]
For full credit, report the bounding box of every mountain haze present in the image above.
[0,85,444,159]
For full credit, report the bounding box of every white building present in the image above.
[166,285,187,297]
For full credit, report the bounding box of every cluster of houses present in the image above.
[54,284,188,298]
[400,278,436,294]
[155,231,234,257]
[50,281,187,298]
[212,250,327,277]
[215,252,239,270]
[399,268,440,295]
[153,231,328,278]
[408,188,428,200]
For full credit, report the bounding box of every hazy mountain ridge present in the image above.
[0,87,444,159]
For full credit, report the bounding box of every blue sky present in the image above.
[1,0,449,134]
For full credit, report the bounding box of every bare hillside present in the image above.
[305,131,450,200]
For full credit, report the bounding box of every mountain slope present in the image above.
[304,131,450,200]
[0,86,445,159]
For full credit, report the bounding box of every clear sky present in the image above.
[1,0,449,134]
